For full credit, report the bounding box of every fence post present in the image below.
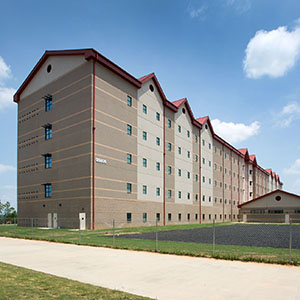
[113,219,116,248]
[31,218,33,237]
[14,218,16,236]
[212,219,215,256]
[289,218,292,265]
[155,218,158,252]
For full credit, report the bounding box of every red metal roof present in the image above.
[197,116,209,125]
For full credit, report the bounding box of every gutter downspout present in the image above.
[92,60,96,230]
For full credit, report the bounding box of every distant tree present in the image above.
[0,200,17,219]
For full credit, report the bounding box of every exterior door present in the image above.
[53,213,58,229]
[79,213,86,230]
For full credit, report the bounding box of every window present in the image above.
[225,153,227,159]
[178,169,182,176]
[156,213,160,221]
[178,125,181,133]
[214,180,217,187]
[202,176,205,183]
[195,155,198,162]
[142,131,147,140]
[44,184,52,198]
[187,213,190,221]
[195,135,198,143]
[143,213,147,223]
[250,192,253,197]
[225,184,227,189]
[142,158,147,167]
[187,171,190,179]
[195,213,198,220]
[220,214,222,220]
[142,185,147,195]
[178,191,182,199]
[214,197,217,202]
[168,190,172,198]
[214,146,217,153]
[220,182,222,188]
[187,130,190,137]
[250,181,252,186]
[168,119,171,128]
[156,137,160,146]
[142,104,147,114]
[156,187,160,196]
[195,194,198,200]
[202,195,205,202]
[127,124,132,135]
[127,183,132,193]
[127,212,132,223]
[156,112,160,121]
[45,124,52,140]
[268,209,283,214]
[178,147,182,155]
[168,143,172,151]
[209,178,211,185]
[168,213,172,221]
[45,95,52,112]
[178,213,182,221]
[156,162,160,171]
[202,214,205,220]
[202,139,205,146]
[214,163,217,170]
[225,168,227,174]
[202,157,205,164]
[127,154,132,164]
[250,170,252,174]
[187,151,190,158]
[208,143,211,150]
[127,96,132,106]
[168,166,172,174]
[44,154,52,169]
[195,174,198,182]
[209,161,211,167]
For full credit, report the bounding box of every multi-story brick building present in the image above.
[14,49,283,229]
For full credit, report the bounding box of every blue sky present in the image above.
[1,0,300,209]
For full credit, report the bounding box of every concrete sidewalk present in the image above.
[0,237,299,300]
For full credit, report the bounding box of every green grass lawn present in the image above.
[0,223,299,265]
[0,261,153,300]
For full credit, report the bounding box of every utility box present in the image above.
[79,213,86,230]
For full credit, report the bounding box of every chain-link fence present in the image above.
[0,217,299,265]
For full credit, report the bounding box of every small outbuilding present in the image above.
[238,190,300,223]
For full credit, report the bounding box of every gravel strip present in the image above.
[118,224,300,249]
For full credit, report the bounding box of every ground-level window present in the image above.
[178,213,181,221]
[195,214,198,220]
[268,209,283,214]
[202,214,205,220]
[156,213,160,221]
[168,213,172,221]
[187,213,190,221]
[127,212,132,223]
[143,213,147,223]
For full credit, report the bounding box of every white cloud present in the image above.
[244,23,300,78]
[284,159,300,175]
[187,5,207,20]
[0,56,11,83]
[280,102,300,127]
[0,164,15,174]
[211,119,260,144]
[0,87,16,110]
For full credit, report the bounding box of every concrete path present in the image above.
[0,237,299,300]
